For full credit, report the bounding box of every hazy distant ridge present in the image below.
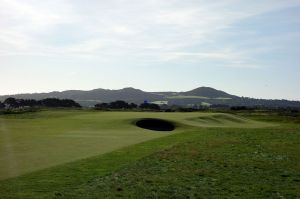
[1,87,300,108]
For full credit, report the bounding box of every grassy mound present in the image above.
[0,111,272,180]
[0,125,299,198]
[186,113,272,128]
[60,128,300,198]
[0,110,288,198]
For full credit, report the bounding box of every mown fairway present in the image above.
[0,110,299,198]
[0,110,269,180]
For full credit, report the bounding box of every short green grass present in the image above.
[0,110,298,198]
[61,128,300,198]
[0,110,269,180]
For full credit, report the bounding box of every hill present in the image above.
[1,87,300,108]
[180,87,237,98]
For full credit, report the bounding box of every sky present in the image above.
[0,0,300,100]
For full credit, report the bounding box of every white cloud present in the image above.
[0,0,299,68]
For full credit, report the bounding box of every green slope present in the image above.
[0,110,286,198]
[63,127,300,198]
[0,110,271,180]
[0,113,298,198]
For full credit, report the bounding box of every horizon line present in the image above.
[1,86,299,102]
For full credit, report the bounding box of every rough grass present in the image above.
[186,113,272,128]
[0,110,270,180]
[0,128,202,199]
[60,128,300,199]
[0,110,296,198]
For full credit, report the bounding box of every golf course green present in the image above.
[0,110,299,198]
[0,110,270,180]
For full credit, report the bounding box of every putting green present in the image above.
[0,110,272,180]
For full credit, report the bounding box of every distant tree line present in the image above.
[95,100,137,109]
[2,98,299,114]
[0,97,81,109]
[167,97,300,109]
[95,100,160,110]
[0,101,4,109]
[94,100,299,112]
